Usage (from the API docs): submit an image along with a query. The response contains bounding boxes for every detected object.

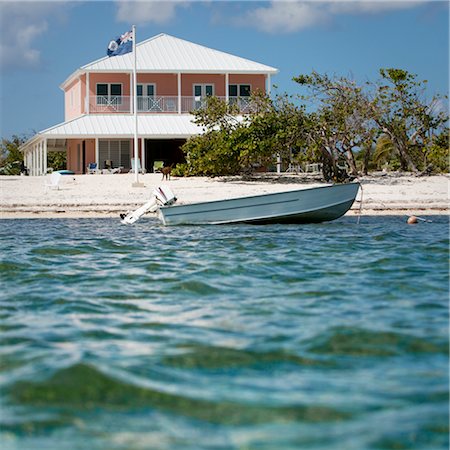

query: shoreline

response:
[1,173,448,219]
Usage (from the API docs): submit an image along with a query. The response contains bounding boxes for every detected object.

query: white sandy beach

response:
[0,172,448,218]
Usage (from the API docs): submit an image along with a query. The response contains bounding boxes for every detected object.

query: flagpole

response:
[132,24,143,187]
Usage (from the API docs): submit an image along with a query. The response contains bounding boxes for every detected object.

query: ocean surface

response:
[0,216,448,450]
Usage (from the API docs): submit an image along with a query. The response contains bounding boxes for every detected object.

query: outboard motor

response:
[121,185,177,224]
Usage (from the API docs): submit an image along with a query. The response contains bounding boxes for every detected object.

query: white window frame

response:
[137,83,156,97]
[96,83,123,105]
[228,84,252,98]
[193,84,215,98]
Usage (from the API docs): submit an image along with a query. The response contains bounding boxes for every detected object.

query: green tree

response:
[370,68,448,172]
[294,71,375,179]
[177,93,307,176]
[0,134,28,175]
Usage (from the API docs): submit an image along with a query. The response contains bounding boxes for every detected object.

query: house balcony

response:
[88,96,253,114]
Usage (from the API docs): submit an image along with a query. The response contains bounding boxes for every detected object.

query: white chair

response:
[129,158,146,174]
[44,172,61,191]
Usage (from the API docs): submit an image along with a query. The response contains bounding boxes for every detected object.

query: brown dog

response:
[161,164,173,180]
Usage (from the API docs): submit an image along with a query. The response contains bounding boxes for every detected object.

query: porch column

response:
[43,139,47,174]
[95,138,99,167]
[130,72,134,114]
[177,72,181,114]
[38,142,42,175]
[225,73,229,103]
[32,144,36,176]
[140,138,145,172]
[86,72,90,114]
[40,141,44,175]
[267,74,271,96]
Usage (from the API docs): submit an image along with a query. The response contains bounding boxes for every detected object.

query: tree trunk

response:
[396,141,419,173]
[345,149,359,176]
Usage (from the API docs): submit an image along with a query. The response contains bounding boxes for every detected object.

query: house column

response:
[37,141,42,175]
[225,73,229,103]
[43,139,47,174]
[33,144,37,176]
[140,138,145,172]
[86,72,90,114]
[95,138,99,167]
[39,141,44,175]
[130,72,134,114]
[267,74,271,96]
[177,72,181,114]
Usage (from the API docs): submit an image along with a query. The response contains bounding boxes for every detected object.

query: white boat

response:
[121,183,360,226]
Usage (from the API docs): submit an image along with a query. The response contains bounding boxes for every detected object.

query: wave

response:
[8,363,351,425]
[305,327,448,357]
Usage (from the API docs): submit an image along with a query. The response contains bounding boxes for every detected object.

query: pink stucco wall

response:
[63,72,268,119]
[66,139,96,174]
[64,78,84,121]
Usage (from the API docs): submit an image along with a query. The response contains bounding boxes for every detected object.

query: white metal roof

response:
[37,114,205,140]
[59,34,278,88]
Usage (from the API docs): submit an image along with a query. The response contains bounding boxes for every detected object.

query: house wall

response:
[64,78,84,121]
[229,74,266,93]
[181,74,226,96]
[63,72,269,118]
[138,73,178,95]
[67,139,96,174]
[88,73,132,96]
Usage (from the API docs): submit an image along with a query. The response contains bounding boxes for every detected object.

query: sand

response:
[0,172,448,219]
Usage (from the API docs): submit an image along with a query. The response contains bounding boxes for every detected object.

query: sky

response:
[0,0,448,139]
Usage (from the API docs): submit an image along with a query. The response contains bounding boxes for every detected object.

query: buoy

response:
[407,216,418,224]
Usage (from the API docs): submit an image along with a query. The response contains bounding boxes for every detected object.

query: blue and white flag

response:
[107,30,133,57]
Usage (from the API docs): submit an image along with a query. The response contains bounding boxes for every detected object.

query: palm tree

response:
[373,134,398,170]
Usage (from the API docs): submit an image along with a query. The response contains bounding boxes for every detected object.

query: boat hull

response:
[158,182,360,226]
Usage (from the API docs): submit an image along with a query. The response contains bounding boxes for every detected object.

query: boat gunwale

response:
[160,182,360,212]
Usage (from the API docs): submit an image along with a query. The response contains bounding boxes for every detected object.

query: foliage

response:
[425,128,449,173]
[180,93,307,176]
[0,135,28,175]
[294,72,377,180]
[370,68,448,172]
[48,152,67,172]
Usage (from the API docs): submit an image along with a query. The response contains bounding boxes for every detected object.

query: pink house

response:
[21,33,278,175]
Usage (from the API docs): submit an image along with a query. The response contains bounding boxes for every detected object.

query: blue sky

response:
[0,0,448,139]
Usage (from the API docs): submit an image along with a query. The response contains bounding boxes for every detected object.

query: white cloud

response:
[115,0,189,25]
[0,2,71,70]
[245,2,326,33]
[238,0,425,34]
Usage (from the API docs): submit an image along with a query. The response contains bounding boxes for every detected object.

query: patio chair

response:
[44,172,61,191]
[130,158,146,174]
[153,160,164,173]
[87,162,98,174]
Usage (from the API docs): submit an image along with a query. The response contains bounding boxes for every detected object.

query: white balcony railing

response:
[88,96,253,114]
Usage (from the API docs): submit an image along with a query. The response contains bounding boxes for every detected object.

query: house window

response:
[137,84,158,111]
[229,84,251,111]
[99,140,131,170]
[229,84,251,98]
[137,84,155,97]
[96,83,122,105]
[193,84,214,109]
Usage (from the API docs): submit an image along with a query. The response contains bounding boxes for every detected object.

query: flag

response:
[107,30,133,57]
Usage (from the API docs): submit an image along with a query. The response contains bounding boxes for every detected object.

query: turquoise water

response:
[0,216,448,450]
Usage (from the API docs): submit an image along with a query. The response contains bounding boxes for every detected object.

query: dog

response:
[161,164,174,180]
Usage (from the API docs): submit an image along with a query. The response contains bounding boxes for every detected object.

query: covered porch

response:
[21,138,66,176]
[20,114,205,176]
